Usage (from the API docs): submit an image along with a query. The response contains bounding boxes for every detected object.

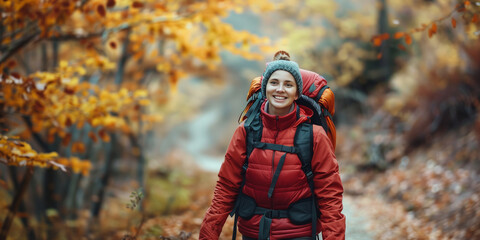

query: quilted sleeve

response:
[311,127,345,240]
[199,124,247,240]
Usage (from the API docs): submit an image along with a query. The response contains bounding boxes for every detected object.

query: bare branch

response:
[0,29,41,65]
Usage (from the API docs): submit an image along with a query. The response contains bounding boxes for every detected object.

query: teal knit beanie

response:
[261,60,303,98]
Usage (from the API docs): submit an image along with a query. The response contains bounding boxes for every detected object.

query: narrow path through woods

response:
[343,196,375,240]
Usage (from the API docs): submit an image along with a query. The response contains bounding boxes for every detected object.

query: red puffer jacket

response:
[200,101,345,240]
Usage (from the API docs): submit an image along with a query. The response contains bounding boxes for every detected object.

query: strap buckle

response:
[242,163,248,174]
[305,170,314,180]
[266,210,281,218]
[254,142,266,149]
[280,145,290,153]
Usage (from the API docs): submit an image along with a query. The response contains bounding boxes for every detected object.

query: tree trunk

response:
[52,40,59,70]
[90,133,117,221]
[7,167,36,240]
[377,0,392,81]
[73,73,102,213]
[0,167,34,240]
[130,133,145,209]
[0,15,4,51]
[62,124,82,219]
[41,42,48,72]
[89,28,131,221]
[115,30,131,85]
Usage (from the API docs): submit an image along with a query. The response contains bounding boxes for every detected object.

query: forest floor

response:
[336,118,480,240]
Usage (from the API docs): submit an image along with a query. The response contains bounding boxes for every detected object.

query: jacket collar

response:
[260,100,312,131]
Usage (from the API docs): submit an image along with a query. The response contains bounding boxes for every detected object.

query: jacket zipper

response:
[270,116,280,209]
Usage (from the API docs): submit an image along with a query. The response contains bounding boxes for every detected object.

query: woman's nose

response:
[276,84,285,92]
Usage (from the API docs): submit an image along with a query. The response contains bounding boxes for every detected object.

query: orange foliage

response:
[372,33,390,47]
[405,33,412,45]
[0,70,156,138]
[472,14,479,23]
[393,32,405,39]
[431,22,437,34]
[372,1,478,51]
[0,135,90,175]
[0,0,274,87]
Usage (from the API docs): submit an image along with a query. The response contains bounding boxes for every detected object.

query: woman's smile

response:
[272,95,288,101]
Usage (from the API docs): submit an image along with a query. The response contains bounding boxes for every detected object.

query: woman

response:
[200,52,345,240]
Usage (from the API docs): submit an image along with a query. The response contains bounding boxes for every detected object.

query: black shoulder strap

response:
[245,104,263,160]
[294,123,314,186]
[294,123,319,239]
[231,97,263,240]
[296,95,330,135]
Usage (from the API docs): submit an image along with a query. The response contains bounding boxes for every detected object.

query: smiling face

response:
[265,70,298,116]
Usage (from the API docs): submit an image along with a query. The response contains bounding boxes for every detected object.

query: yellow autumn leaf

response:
[37,152,59,161]
[85,57,96,66]
[119,88,129,98]
[156,62,171,72]
[98,129,111,142]
[134,90,148,98]
[99,90,111,101]
[71,142,86,154]
[81,161,92,175]
[77,67,87,76]
[91,118,102,127]
[103,115,119,129]
[138,99,150,106]
[59,60,69,69]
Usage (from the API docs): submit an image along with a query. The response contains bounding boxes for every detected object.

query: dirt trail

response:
[342,196,375,240]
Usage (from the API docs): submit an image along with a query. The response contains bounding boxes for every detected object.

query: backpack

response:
[230,70,335,240]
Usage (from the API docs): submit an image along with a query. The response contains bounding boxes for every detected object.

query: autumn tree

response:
[0,0,275,238]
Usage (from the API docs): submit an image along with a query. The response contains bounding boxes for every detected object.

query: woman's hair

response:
[273,50,290,61]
